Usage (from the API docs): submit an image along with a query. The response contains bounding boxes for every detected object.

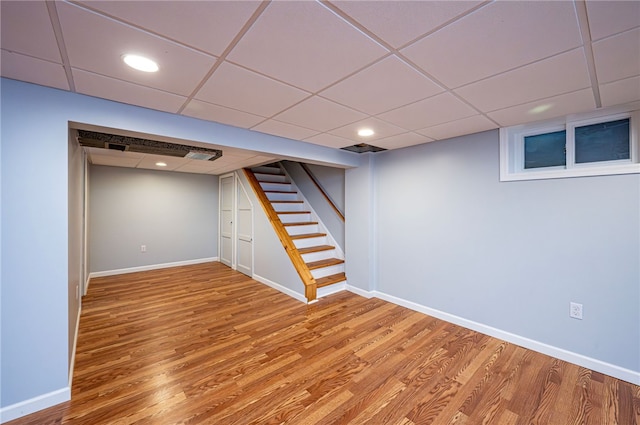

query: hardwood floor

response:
[8,262,639,424]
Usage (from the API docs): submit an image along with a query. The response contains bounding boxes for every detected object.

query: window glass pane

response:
[524,130,566,169]
[575,118,630,163]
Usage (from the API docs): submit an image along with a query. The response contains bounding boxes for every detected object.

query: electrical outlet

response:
[141,244,147,253]
[570,302,583,320]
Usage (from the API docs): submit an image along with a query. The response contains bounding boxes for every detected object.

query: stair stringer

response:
[235,169,310,303]
[243,168,319,302]
[279,166,347,294]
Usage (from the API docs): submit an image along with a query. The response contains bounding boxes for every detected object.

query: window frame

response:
[500,107,640,181]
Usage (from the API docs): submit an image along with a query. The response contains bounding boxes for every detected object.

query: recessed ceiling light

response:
[155,162,167,167]
[357,128,375,137]
[122,54,159,73]
[529,104,553,115]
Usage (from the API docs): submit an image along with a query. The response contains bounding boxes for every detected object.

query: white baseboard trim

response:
[253,274,307,304]
[0,387,70,424]
[347,288,640,386]
[346,284,376,299]
[89,257,219,278]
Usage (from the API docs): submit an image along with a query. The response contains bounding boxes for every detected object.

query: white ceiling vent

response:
[185,151,217,160]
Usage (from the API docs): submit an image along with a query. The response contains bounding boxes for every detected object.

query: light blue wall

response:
[0,78,357,411]
[68,129,84,369]
[304,163,345,213]
[89,165,218,273]
[345,154,377,292]
[373,130,640,373]
[1,83,70,406]
[281,161,345,250]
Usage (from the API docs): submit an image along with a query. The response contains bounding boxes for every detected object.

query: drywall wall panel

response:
[67,128,84,372]
[89,165,217,273]
[282,161,345,250]
[1,83,70,407]
[345,154,377,292]
[374,129,640,373]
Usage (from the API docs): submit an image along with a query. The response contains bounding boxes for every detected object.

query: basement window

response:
[500,107,639,181]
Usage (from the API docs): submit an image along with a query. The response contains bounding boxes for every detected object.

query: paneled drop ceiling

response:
[2,1,639,174]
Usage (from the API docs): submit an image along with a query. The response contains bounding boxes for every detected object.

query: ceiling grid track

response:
[321,0,502,128]
[177,1,272,115]
[574,0,602,108]
[46,0,75,92]
[3,0,637,155]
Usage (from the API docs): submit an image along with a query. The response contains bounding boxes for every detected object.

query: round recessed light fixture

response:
[528,103,553,115]
[155,162,167,167]
[122,54,159,73]
[357,128,375,137]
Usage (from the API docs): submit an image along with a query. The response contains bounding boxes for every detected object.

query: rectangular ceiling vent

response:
[107,143,128,151]
[77,130,222,161]
[185,151,216,160]
[341,143,387,153]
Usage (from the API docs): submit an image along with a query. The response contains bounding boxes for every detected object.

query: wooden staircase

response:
[244,164,346,302]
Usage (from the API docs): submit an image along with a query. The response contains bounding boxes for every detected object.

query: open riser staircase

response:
[244,163,346,302]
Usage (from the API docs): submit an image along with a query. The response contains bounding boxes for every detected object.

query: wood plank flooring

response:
[8,262,639,424]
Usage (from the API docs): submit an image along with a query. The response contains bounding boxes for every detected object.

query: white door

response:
[220,175,234,267]
[236,176,253,276]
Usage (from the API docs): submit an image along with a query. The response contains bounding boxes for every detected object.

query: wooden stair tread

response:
[283,221,318,226]
[307,258,344,270]
[276,211,311,214]
[290,232,326,240]
[316,273,347,288]
[298,245,334,254]
[258,181,291,185]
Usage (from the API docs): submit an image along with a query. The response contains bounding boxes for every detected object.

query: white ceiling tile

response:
[417,115,496,141]
[332,0,483,48]
[585,1,640,41]
[76,1,262,56]
[273,96,367,132]
[227,1,387,92]
[320,56,443,115]
[173,160,220,173]
[1,50,69,90]
[600,76,640,108]
[487,89,596,127]
[236,155,279,167]
[88,154,142,168]
[373,132,433,150]
[304,133,354,149]
[73,69,186,113]
[401,1,582,88]
[85,147,145,160]
[455,49,591,113]
[593,28,640,84]
[251,120,319,141]
[56,2,216,96]
[136,154,190,171]
[195,62,310,117]
[182,99,265,128]
[378,93,478,131]
[0,1,61,62]
[329,117,407,143]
